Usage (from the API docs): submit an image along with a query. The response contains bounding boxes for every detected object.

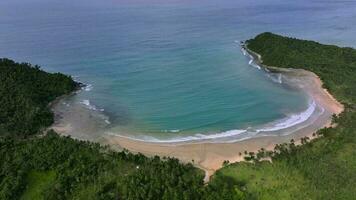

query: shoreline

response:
[51,44,344,182]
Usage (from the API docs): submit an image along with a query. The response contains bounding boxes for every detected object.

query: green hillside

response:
[0,59,242,200]
[0,58,77,136]
[211,33,356,199]
[1,32,356,199]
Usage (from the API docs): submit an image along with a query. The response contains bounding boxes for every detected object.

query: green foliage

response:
[0,132,210,200]
[210,33,356,199]
[20,170,56,200]
[0,58,78,136]
[0,58,243,199]
[215,161,316,200]
[2,32,356,199]
[246,32,356,104]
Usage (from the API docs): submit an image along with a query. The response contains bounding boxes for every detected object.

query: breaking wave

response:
[109,129,248,143]
[267,73,283,84]
[107,100,319,143]
[79,99,111,124]
[80,99,104,112]
[256,101,316,132]
[248,55,262,70]
[83,84,93,91]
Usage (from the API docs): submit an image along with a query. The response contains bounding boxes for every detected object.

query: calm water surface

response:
[1,0,355,141]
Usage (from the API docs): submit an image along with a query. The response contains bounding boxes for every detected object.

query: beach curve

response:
[51,43,344,182]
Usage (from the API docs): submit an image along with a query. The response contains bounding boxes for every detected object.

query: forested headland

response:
[1,32,356,199]
[0,58,78,137]
[213,32,356,199]
[0,58,245,200]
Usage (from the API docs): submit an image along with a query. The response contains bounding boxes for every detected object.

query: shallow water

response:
[1,0,355,142]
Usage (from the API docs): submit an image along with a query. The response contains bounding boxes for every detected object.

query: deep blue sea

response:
[1,0,355,142]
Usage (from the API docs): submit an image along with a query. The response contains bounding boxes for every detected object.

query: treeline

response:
[0,59,246,199]
[0,58,78,136]
[246,32,356,104]
[2,32,356,199]
[0,132,197,199]
[0,132,248,199]
[210,33,356,199]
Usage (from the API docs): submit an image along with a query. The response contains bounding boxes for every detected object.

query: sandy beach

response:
[51,46,344,182]
[101,68,343,180]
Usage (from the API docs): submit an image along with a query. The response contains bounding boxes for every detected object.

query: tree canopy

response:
[0,59,241,199]
[1,32,356,199]
[0,58,78,136]
[211,32,356,199]
[246,32,356,104]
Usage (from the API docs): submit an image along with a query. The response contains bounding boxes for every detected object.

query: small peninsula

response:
[1,33,356,199]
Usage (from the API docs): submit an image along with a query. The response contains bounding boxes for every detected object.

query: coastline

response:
[102,66,343,178]
[51,44,344,182]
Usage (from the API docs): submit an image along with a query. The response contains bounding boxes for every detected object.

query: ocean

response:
[1,0,355,142]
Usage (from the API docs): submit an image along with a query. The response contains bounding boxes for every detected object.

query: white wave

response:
[164,129,180,133]
[277,74,283,83]
[193,129,247,140]
[61,102,70,107]
[107,100,321,143]
[109,129,247,143]
[249,60,262,69]
[256,101,316,132]
[72,75,80,82]
[79,99,104,112]
[241,48,247,56]
[79,99,110,125]
[106,100,320,143]
[70,76,93,92]
[267,73,283,84]
[80,99,90,106]
[83,84,93,91]
[246,53,262,70]
[241,46,262,70]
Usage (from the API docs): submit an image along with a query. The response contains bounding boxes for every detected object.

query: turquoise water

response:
[1,0,355,142]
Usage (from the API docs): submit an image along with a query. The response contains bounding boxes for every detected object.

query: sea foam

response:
[164,129,180,133]
[80,99,104,112]
[241,48,247,56]
[109,129,248,143]
[105,46,320,143]
[247,55,262,70]
[256,100,317,132]
[267,73,283,84]
[84,84,93,91]
[79,99,111,125]
[108,100,320,143]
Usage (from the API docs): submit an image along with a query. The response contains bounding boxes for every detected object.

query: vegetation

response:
[246,32,356,104]
[0,132,209,200]
[0,58,78,136]
[1,32,356,199]
[20,170,56,200]
[0,59,242,199]
[209,32,356,199]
